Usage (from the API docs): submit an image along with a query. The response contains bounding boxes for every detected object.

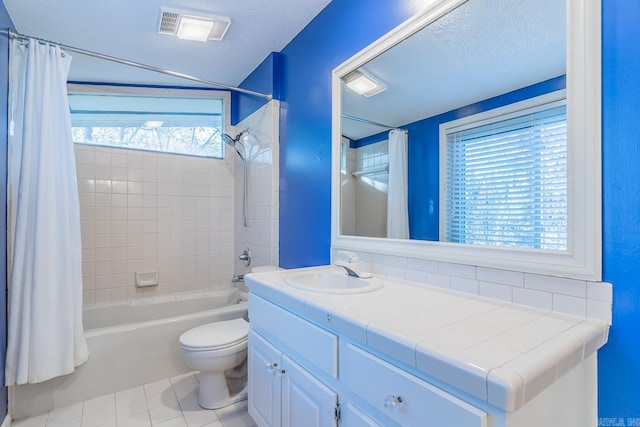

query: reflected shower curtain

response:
[387,129,409,239]
[5,39,89,385]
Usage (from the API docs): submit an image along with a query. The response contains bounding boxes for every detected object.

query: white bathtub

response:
[12,288,248,419]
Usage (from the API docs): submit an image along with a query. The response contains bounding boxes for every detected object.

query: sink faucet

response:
[334,262,362,278]
[334,250,373,278]
[334,261,373,279]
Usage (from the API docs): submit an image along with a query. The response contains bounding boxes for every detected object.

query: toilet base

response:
[197,371,248,410]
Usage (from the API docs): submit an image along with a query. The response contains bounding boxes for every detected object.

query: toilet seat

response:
[180,318,249,352]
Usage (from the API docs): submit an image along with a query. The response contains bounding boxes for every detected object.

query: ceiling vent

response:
[158,8,231,41]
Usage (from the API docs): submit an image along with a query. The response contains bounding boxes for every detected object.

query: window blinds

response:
[445,104,568,250]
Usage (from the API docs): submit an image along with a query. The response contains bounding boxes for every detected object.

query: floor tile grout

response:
[13,372,256,427]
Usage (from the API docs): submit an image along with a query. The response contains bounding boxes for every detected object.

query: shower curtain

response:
[387,129,409,239]
[5,38,89,385]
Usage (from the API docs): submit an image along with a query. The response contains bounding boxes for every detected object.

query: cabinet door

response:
[281,354,338,427]
[248,330,282,427]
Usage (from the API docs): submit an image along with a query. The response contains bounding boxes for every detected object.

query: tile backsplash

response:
[337,250,613,324]
[76,144,235,305]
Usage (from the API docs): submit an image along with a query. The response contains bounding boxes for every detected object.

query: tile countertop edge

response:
[244,267,609,413]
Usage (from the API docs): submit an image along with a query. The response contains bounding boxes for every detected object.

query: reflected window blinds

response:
[444,103,568,250]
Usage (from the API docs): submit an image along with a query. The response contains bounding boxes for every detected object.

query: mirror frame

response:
[331,0,601,280]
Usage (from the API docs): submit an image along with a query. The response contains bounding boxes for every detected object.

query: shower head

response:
[222,130,247,160]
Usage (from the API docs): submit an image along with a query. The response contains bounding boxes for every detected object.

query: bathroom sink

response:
[284,272,383,294]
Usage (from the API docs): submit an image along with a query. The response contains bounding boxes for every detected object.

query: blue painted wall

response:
[272,0,417,268]
[600,0,640,419]
[232,52,282,125]
[351,76,566,241]
[0,2,15,420]
[254,0,640,418]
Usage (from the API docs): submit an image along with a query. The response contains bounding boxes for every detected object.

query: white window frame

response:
[439,90,567,249]
[67,84,232,159]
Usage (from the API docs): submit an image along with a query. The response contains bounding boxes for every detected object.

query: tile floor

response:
[13,373,257,427]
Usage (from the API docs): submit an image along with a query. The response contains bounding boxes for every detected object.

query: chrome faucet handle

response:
[336,250,360,263]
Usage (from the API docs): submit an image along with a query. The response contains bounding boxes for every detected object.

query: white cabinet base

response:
[505,353,597,427]
[248,330,282,427]
[248,293,599,427]
[249,328,338,427]
[281,354,338,427]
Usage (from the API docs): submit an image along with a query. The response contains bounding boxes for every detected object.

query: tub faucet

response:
[231,274,244,283]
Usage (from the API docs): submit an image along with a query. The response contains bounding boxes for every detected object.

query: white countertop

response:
[245,265,609,412]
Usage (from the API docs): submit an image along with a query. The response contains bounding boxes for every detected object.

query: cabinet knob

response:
[273,369,285,379]
[266,362,278,370]
[384,395,405,411]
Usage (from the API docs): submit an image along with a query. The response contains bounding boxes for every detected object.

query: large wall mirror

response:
[331,0,601,280]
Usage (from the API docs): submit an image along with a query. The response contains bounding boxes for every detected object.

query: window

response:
[68,86,227,158]
[441,92,567,250]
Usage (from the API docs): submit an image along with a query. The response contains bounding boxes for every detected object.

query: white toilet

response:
[179,317,249,409]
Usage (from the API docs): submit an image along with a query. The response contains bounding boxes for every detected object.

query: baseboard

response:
[1,414,10,427]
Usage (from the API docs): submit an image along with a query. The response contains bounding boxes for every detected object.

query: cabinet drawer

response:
[342,344,487,427]
[250,294,338,378]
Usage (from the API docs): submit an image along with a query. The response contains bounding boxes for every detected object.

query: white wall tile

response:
[77,144,234,305]
[386,266,406,280]
[426,272,451,289]
[587,300,612,324]
[451,277,479,295]
[407,257,438,273]
[524,274,586,298]
[477,267,524,287]
[479,282,513,303]
[405,269,427,285]
[513,287,553,311]
[233,101,280,274]
[381,254,408,268]
[552,294,587,318]
[438,262,476,279]
[587,281,613,303]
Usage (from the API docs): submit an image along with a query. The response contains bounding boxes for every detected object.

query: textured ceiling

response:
[342,0,566,140]
[2,0,331,88]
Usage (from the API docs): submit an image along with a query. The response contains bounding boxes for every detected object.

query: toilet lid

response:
[179,318,249,351]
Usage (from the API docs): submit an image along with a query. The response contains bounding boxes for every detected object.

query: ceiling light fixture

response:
[343,70,387,97]
[159,8,231,42]
[177,16,214,42]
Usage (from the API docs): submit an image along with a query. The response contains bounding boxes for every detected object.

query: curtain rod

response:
[341,114,395,130]
[1,28,272,100]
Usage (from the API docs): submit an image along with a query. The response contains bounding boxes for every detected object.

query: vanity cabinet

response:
[248,295,339,427]
[247,269,605,427]
[249,330,338,427]
[248,293,487,427]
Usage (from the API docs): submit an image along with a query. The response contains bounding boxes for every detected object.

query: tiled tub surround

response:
[332,250,613,324]
[246,266,608,419]
[75,144,235,305]
[233,101,279,275]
